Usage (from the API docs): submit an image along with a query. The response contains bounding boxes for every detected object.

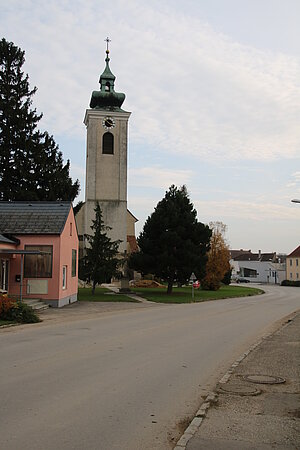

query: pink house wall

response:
[0,242,16,250]
[58,207,78,302]
[6,208,78,307]
[8,235,60,301]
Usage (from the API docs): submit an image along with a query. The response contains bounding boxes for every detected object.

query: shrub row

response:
[0,295,40,323]
[281,280,300,287]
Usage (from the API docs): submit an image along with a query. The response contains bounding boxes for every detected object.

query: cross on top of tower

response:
[89,38,126,110]
[105,37,111,54]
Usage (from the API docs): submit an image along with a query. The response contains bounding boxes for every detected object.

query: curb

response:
[173,313,298,450]
[0,323,17,329]
[174,392,218,449]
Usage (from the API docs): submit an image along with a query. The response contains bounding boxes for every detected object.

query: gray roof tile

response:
[0,202,72,235]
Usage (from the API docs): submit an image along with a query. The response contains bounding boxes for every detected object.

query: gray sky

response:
[1,0,300,253]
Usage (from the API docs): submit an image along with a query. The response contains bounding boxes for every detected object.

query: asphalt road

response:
[0,285,299,450]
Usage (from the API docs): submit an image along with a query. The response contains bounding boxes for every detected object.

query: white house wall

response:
[232,260,283,284]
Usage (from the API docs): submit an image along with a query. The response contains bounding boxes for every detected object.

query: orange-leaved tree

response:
[201,222,231,291]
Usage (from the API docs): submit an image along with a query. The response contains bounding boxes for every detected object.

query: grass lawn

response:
[0,320,16,326]
[130,285,264,304]
[78,287,139,302]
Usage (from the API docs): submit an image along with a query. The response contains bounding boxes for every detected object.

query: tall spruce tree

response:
[129,185,212,294]
[81,202,121,294]
[0,38,79,201]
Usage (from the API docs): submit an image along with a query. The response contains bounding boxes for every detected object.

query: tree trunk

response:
[92,281,96,295]
[167,278,173,295]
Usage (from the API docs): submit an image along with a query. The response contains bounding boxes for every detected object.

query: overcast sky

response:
[2,0,300,253]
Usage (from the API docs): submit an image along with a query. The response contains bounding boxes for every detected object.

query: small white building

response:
[230,250,286,284]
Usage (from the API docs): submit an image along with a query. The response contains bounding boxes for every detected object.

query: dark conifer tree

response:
[0,38,79,201]
[129,185,212,294]
[80,202,121,294]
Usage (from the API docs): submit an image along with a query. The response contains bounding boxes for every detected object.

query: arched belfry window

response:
[105,82,110,92]
[102,132,114,154]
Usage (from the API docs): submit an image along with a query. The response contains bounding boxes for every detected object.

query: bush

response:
[0,294,15,318]
[16,303,41,323]
[222,268,232,285]
[281,280,300,287]
[201,279,221,291]
[0,295,40,323]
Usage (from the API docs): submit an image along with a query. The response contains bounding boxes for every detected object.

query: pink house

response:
[0,202,78,307]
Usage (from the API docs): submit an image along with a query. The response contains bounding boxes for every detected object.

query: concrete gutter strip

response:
[174,394,217,449]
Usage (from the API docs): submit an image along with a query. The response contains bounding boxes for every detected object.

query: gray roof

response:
[233,252,277,262]
[0,202,72,235]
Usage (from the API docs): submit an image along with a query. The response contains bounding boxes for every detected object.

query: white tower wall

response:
[83,109,131,253]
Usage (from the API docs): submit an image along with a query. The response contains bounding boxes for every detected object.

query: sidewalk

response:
[177,311,300,450]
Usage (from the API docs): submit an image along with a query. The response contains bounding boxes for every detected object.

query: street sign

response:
[190,272,196,281]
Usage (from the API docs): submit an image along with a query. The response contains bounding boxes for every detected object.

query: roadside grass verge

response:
[130,285,264,304]
[0,319,16,327]
[78,287,139,302]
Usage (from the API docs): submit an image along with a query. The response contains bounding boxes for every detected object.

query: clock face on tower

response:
[102,116,116,130]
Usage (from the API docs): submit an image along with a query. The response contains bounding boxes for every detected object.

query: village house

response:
[230,249,286,284]
[286,245,300,281]
[0,202,78,307]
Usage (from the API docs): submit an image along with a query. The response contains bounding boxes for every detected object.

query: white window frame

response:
[62,265,67,290]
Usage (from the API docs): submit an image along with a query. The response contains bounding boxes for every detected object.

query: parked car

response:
[236,278,250,283]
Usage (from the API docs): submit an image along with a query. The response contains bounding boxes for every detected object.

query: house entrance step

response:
[23,298,49,312]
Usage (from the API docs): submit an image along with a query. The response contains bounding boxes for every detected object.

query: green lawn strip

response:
[0,320,16,327]
[131,285,264,304]
[78,287,139,302]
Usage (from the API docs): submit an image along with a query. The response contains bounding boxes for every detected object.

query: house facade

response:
[286,245,300,281]
[0,202,78,307]
[230,249,286,284]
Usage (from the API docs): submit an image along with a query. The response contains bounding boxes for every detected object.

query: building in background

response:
[286,245,300,281]
[230,249,286,284]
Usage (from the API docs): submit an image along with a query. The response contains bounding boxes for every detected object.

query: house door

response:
[0,259,9,291]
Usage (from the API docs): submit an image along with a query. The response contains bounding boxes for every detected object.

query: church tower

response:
[83,42,131,253]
